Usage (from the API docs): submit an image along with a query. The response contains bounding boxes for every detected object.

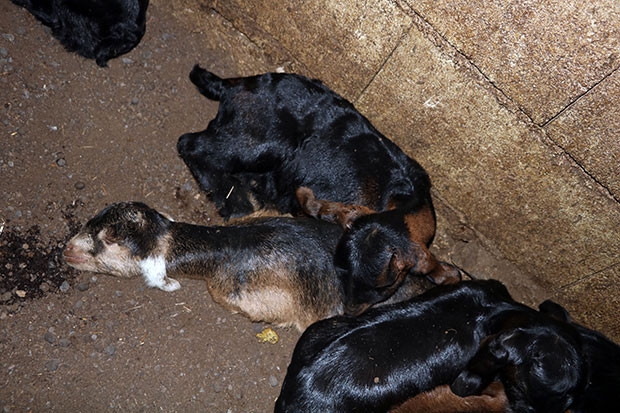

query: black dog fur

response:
[452,299,620,413]
[177,65,433,219]
[178,65,459,312]
[12,0,148,67]
[275,279,620,412]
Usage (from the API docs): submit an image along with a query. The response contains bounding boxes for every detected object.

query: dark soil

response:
[0,1,548,411]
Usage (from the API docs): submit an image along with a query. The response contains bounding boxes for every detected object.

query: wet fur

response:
[275,280,619,412]
[177,66,444,311]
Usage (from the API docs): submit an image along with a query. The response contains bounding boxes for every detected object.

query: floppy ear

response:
[538,300,572,323]
[375,249,411,289]
[450,333,511,397]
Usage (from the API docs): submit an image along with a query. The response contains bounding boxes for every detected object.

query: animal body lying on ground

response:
[177,65,461,312]
[389,383,507,413]
[63,202,432,331]
[12,0,148,67]
[275,279,620,412]
[296,186,462,315]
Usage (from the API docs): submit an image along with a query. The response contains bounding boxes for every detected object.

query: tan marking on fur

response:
[401,205,463,284]
[403,204,435,246]
[228,209,291,223]
[361,178,381,208]
[296,186,375,228]
[390,383,508,413]
[204,263,332,331]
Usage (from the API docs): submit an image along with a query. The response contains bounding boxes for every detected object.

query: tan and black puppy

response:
[275,280,620,413]
[296,186,462,315]
[177,65,456,312]
[63,202,430,331]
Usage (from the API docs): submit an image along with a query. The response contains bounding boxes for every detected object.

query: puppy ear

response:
[375,250,410,289]
[450,333,511,397]
[538,300,572,323]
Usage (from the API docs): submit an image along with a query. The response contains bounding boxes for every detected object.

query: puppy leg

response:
[390,383,507,413]
[296,186,374,228]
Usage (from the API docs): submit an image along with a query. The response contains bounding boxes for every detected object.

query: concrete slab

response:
[356,27,620,292]
[545,69,620,201]
[180,0,412,99]
[551,264,620,343]
[403,0,620,124]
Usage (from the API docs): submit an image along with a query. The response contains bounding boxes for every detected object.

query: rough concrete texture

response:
[356,27,620,293]
[172,1,620,340]
[180,0,413,99]
[404,0,620,125]
[545,69,620,201]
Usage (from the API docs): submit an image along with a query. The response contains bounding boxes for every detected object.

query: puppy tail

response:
[189,64,229,101]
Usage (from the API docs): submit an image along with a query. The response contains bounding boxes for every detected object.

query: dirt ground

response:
[0,2,548,412]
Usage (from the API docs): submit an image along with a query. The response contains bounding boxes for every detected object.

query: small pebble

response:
[1,34,15,42]
[59,281,70,293]
[76,282,90,292]
[45,359,60,372]
[74,181,85,190]
[268,375,279,387]
[43,332,56,344]
[58,338,70,348]
[130,97,139,105]
[122,57,134,65]
[55,157,66,167]
[104,344,116,356]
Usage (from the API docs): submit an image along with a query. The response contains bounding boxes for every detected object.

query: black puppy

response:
[178,65,460,311]
[452,299,620,413]
[275,279,618,412]
[12,0,148,67]
[178,65,433,219]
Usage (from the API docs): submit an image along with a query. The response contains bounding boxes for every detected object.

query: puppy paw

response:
[159,277,181,292]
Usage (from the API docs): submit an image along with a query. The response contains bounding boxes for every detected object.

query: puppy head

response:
[451,324,585,413]
[336,219,420,315]
[63,202,171,277]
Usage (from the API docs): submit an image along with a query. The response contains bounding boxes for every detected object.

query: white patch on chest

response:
[138,255,180,292]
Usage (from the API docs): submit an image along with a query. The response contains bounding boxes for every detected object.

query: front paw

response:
[159,277,181,292]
